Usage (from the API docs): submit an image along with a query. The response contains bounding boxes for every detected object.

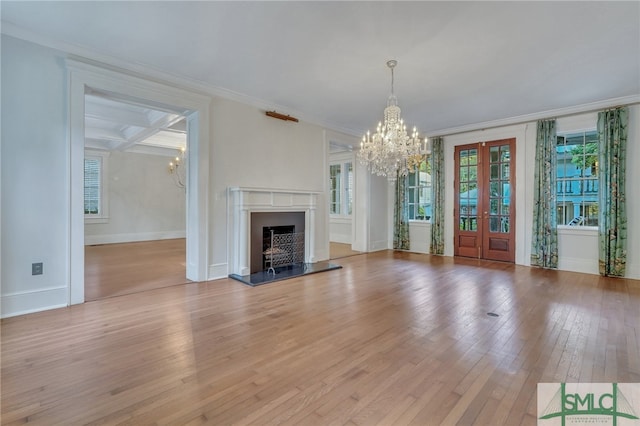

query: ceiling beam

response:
[114,112,185,151]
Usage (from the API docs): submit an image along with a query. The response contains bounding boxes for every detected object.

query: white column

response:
[308,207,316,263]
[239,207,250,275]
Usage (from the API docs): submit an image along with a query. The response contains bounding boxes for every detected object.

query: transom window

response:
[556,130,598,226]
[408,156,432,221]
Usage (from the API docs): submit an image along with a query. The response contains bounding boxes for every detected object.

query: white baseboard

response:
[370,239,389,252]
[208,263,228,280]
[1,286,68,318]
[85,230,186,245]
[626,263,640,280]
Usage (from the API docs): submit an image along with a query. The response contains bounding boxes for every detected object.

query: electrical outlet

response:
[32,262,43,275]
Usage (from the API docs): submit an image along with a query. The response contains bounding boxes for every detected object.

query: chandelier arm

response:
[168,147,187,191]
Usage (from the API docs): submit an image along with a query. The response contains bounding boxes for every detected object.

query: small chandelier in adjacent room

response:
[358,60,426,181]
[168,146,186,190]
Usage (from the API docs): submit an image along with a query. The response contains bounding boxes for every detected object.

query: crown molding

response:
[2,22,360,136]
[4,23,636,140]
[428,94,640,138]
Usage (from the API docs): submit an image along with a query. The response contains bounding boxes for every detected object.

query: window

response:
[408,156,432,221]
[329,164,341,215]
[84,151,109,222]
[556,130,598,226]
[329,162,353,216]
[84,158,101,215]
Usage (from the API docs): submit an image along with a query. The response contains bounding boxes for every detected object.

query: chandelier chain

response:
[390,64,394,97]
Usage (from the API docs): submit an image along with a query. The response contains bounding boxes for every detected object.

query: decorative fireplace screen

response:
[263,230,305,274]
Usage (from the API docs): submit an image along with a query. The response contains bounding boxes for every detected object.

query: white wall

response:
[369,174,390,252]
[1,35,70,316]
[329,217,352,244]
[408,222,431,254]
[352,160,370,252]
[208,97,331,279]
[84,150,186,245]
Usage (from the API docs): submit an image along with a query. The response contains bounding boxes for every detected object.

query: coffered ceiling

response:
[84,92,186,153]
[2,1,639,141]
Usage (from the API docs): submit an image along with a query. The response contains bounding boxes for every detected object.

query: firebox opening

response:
[250,212,305,274]
[263,225,295,270]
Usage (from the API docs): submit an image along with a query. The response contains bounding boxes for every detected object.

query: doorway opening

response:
[328,141,360,259]
[68,59,210,305]
[454,138,516,262]
[82,92,190,300]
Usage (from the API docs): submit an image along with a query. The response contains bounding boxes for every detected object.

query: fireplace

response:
[227,187,320,277]
[251,212,305,273]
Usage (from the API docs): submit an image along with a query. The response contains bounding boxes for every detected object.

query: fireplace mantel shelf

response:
[228,187,323,195]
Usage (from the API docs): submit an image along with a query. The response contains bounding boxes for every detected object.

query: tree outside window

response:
[556,130,598,226]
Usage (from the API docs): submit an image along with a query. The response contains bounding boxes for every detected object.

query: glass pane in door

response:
[488,144,510,234]
[459,148,478,231]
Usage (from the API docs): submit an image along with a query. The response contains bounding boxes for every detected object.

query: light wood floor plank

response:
[2,250,639,425]
[84,238,189,301]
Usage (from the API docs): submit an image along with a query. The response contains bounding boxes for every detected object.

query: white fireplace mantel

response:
[227,187,321,276]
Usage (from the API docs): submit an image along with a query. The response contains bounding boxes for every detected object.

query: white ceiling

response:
[2,1,639,140]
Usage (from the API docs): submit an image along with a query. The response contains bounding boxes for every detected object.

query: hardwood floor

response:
[330,242,362,260]
[85,238,189,301]
[2,251,639,425]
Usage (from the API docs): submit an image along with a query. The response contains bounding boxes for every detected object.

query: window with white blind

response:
[84,151,109,222]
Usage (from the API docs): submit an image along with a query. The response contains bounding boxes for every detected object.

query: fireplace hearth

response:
[229,261,341,287]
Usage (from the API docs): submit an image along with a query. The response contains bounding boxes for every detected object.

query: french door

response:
[454,138,515,262]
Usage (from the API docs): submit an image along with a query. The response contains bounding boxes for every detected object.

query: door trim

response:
[67,59,211,305]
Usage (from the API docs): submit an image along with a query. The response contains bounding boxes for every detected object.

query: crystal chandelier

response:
[168,146,186,190]
[358,60,425,182]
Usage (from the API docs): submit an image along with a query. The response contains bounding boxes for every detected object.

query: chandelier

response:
[358,60,425,181]
[168,146,186,190]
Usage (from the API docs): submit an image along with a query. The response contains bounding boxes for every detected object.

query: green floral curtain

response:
[393,171,410,250]
[429,137,445,255]
[530,119,558,268]
[598,107,628,277]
